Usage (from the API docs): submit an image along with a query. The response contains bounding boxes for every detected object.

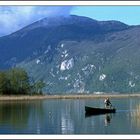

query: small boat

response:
[85,106,116,116]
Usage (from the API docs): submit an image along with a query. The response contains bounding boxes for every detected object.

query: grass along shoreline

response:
[0,94,140,101]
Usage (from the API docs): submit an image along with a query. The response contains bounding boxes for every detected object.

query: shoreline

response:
[0,94,140,101]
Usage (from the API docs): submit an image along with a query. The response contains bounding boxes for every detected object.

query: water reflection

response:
[85,112,114,127]
[104,114,112,126]
[0,98,140,134]
[0,101,44,133]
[131,104,140,129]
[36,99,85,134]
[0,101,30,129]
[28,100,45,134]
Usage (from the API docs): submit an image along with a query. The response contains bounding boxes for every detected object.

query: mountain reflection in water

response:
[0,98,139,134]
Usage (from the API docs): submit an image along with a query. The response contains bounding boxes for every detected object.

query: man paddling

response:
[104,98,112,109]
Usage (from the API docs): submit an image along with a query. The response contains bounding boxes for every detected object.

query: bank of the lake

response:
[0,93,140,101]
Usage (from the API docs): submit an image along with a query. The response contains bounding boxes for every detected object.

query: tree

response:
[6,68,31,95]
[33,80,46,95]
[0,68,46,95]
[0,72,7,95]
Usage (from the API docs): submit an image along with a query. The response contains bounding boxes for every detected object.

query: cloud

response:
[0,6,73,37]
[44,6,73,17]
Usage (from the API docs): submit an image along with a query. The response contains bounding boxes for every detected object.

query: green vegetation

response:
[0,68,45,95]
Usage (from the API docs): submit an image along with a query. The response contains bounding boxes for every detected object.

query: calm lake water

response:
[0,97,140,134]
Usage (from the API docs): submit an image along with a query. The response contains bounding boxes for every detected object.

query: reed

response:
[0,93,140,101]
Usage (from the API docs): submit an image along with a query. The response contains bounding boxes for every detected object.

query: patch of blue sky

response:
[71,6,140,25]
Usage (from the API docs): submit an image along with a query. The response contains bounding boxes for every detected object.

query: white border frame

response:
[0,1,140,5]
[0,1,140,139]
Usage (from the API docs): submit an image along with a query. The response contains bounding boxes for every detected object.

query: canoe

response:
[85,106,116,116]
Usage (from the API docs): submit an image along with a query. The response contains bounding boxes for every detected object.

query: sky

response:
[0,6,140,37]
[72,6,140,25]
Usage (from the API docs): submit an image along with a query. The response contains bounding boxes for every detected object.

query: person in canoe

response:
[104,98,112,109]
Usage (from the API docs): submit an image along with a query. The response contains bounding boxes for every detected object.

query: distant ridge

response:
[0,15,140,94]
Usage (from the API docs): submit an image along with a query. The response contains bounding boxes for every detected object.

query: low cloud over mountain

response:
[0,6,73,36]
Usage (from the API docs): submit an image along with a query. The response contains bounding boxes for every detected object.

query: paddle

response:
[110,104,115,109]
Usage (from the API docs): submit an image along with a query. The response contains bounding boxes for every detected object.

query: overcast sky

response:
[0,6,140,37]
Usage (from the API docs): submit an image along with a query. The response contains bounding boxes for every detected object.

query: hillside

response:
[0,15,140,94]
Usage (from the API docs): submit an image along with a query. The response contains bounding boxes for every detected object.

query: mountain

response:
[0,15,140,94]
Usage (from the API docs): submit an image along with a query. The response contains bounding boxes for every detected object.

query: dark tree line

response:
[0,68,45,95]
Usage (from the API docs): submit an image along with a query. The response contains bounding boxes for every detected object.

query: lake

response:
[0,97,140,134]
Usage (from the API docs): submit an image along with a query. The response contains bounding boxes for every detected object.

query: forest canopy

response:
[0,68,45,95]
